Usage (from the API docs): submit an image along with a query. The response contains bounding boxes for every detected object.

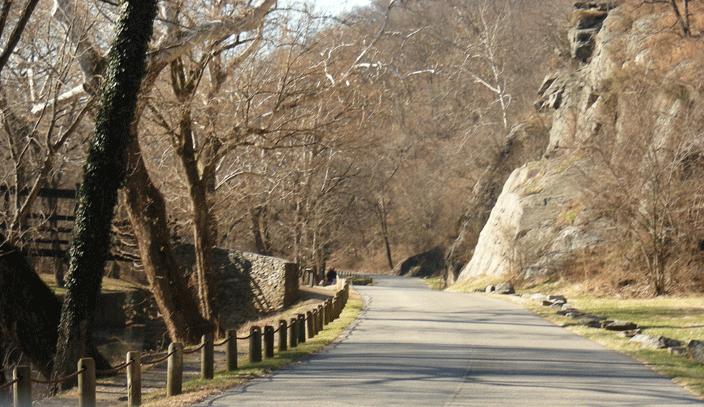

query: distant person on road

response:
[326,268,338,285]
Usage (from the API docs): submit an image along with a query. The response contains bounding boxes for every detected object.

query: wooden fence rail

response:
[5,280,350,407]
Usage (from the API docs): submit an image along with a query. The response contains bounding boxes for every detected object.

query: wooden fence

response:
[0,185,139,263]
[1,280,351,407]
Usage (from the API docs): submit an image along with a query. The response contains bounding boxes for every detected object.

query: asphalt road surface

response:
[197,276,701,406]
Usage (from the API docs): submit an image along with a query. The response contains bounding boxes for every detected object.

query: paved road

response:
[197,277,701,406]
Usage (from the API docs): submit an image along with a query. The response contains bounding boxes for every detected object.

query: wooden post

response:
[12,365,31,407]
[249,326,262,363]
[278,320,288,352]
[78,357,96,407]
[201,333,214,380]
[226,330,237,371]
[297,314,306,343]
[325,300,332,325]
[306,311,315,338]
[331,297,338,321]
[167,343,183,397]
[126,351,141,407]
[289,318,298,348]
[312,309,319,336]
[263,325,275,358]
[323,300,328,324]
[317,305,324,331]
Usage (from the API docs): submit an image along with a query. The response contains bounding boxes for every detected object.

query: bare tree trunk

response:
[376,199,394,270]
[670,0,691,37]
[53,0,158,382]
[0,0,41,73]
[123,132,212,344]
[175,108,215,322]
[250,205,272,256]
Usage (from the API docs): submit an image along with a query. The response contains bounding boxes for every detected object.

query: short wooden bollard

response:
[297,314,306,343]
[289,318,298,348]
[13,365,31,407]
[166,343,183,396]
[325,300,332,324]
[278,320,288,352]
[249,326,262,363]
[226,330,238,371]
[78,357,96,407]
[311,309,318,336]
[331,297,338,321]
[317,305,324,331]
[306,311,315,338]
[263,326,275,358]
[316,308,322,333]
[201,333,214,380]
[126,351,141,407]
[337,294,343,316]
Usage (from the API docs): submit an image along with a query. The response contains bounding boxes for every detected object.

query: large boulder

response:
[393,246,445,278]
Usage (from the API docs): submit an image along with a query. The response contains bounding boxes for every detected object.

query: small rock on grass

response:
[687,340,704,363]
[630,334,681,349]
[485,285,496,293]
[496,282,515,295]
[619,329,642,338]
[576,318,602,328]
[548,295,567,303]
[602,320,638,331]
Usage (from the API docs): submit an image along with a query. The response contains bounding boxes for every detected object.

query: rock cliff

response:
[458,1,704,283]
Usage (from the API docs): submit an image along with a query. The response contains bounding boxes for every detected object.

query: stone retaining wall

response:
[174,245,300,327]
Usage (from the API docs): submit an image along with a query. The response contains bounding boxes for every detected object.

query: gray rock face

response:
[569,4,609,62]
[687,340,704,363]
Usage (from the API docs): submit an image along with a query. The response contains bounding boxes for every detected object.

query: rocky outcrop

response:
[457,1,704,283]
[446,119,550,283]
[570,5,610,62]
[394,246,445,277]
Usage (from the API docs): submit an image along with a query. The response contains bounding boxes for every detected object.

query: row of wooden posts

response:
[6,280,350,407]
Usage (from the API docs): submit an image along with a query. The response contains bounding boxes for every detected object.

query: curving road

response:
[197,276,701,406]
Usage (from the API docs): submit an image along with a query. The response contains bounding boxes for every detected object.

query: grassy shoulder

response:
[40,273,146,295]
[521,295,704,398]
[447,275,505,293]
[423,276,445,290]
[143,292,364,407]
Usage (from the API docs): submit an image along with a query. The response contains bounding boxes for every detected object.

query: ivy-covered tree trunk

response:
[52,0,158,382]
